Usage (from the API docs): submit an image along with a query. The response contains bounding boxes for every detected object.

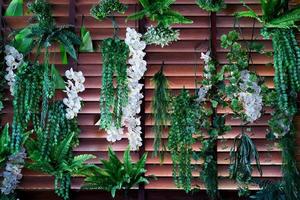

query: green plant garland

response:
[168,89,201,192]
[195,0,226,12]
[100,38,129,130]
[152,64,170,160]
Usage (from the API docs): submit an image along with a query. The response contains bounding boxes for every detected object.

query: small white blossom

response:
[238,70,263,123]
[196,85,211,103]
[143,25,179,47]
[4,45,23,96]
[63,68,85,120]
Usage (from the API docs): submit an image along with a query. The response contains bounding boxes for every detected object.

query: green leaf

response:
[211,100,218,108]
[5,0,23,16]
[79,26,94,52]
[266,6,300,28]
[59,44,68,64]
[51,64,66,90]
[235,10,262,23]
[13,28,33,54]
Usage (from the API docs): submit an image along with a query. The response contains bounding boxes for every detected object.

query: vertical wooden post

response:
[137,2,147,200]
[210,12,217,59]
[68,0,77,70]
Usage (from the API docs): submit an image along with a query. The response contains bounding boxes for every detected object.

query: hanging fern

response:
[152,65,170,160]
[100,38,129,130]
[168,89,200,192]
[90,0,127,21]
[195,0,226,12]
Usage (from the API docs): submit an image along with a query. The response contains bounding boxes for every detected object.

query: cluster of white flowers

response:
[63,68,85,120]
[4,45,23,96]
[238,70,263,123]
[143,25,179,47]
[105,28,147,150]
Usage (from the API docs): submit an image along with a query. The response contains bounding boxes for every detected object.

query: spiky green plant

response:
[152,65,170,160]
[90,0,127,21]
[0,124,11,167]
[83,147,150,198]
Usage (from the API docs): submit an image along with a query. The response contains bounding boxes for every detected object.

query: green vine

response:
[168,89,201,192]
[100,38,129,130]
[152,64,170,160]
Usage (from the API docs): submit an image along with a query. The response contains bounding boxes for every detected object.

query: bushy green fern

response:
[196,0,226,12]
[83,147,150,198]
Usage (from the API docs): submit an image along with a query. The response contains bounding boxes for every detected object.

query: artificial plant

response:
[152,63,170,160]
[236,1,300,199]
[195,0,226,12]
[25,101,95,200]
[5,0,23,16]
[91,0,130,132]
[168,89,201,193]
[0,124,12,168]
[83,147,150,198]
[128,0,192,47]
[79,16,94,52]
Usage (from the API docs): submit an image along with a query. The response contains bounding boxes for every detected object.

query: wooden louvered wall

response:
[1,0,300,199]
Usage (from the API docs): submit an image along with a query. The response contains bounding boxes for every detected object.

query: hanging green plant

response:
[195,0,226,12]
[128,0,192,47]
[83,147,150,198]
[168,89,201,192]
[152,63,170,160]
[5,0,23,16]
[99,38,129,130]
[26,101,95,200]
[0,124,11,167]
[250,180,286,200]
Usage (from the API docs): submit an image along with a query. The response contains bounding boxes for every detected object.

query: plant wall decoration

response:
[128,0,193,47]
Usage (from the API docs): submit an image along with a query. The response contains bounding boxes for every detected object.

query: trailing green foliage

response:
[0,124,11,167]
[195,0,226,12]
[90,0,127,21]
[83,147,150,198]
[26,101,95,200]
[168,89,201,193]
[152,65,170,160]
[5,0,23,16]
[229,133,262,196]
[100,38,129,130]
[128,0,192,27]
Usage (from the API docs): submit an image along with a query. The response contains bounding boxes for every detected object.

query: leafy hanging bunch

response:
[195,0,226,12]
[128,0,193,47]
[236,1,300,199]
[168,89,201,192]
[152,63,170,160]
[90,0,127,21]
[26,101,94,200]
[83,147,150,198]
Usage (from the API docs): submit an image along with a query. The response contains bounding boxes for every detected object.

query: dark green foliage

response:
[152,66,170,160]
[26,101,95,200]
[90,0,127,21]
[128,0,192,27]
[0,124,11,167]
[0,193,18,200]
[195,0,226,12]
[11,63,45,152]
[270,29,300,115]
[100,38,129,130]
[229,133,262,196]
[0,40,4,115]
[168,89,200,192]
[250,180,286,200]
[83,147,150,198]
[14,0,81,60]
